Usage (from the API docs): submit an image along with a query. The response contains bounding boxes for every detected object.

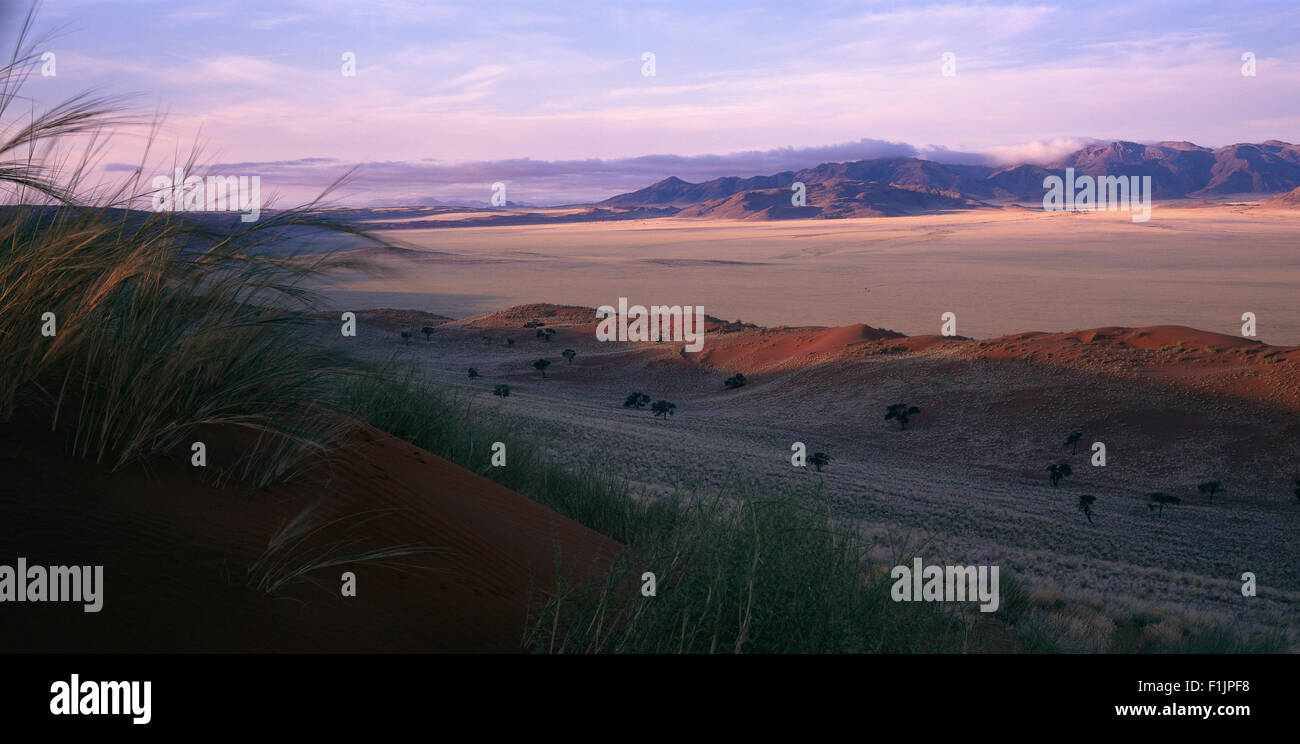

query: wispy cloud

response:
[15,0,1300,205]
[98,136,1094,206]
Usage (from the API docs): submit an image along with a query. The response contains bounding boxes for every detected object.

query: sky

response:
[6,0,1300,205]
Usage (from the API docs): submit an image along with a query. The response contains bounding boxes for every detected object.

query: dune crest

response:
[427,304,1299,408]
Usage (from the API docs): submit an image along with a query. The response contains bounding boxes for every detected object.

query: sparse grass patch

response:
[339,370,982,653]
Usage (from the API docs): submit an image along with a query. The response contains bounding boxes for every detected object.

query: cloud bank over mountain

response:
[107,137,1109,207]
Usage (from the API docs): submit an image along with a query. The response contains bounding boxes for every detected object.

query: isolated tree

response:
[1197,480,1223,502]
[493,384,510,397]
[651,400,676,420]
[1077,494,1096,524]
[1064,431,1082,454]
[1148,492,1180,515]
[1046,463,1073,487]
[422,326,435,342]
[623,392,650,409]
[506,338,515,346]
[811,451,830,472]
[468,367,479,379]
[562,348,577,364]
[532,359,551,378]
[482,336,492,344]
[400,330,413,345]
[724,372,747,389]
[885,403,920,430]
[536,328,556,341]
[1292,478,1300,504]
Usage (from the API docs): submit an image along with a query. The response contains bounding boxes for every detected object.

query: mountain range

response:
[599,140,1300,219]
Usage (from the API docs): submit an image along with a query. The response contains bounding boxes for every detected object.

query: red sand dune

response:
[962,324,1272,357]
[453,304,1299,409]
[403,303,1300,410]
[1084,325,1259,351]
[566,314,735,338]
[696,323,905,371]
[0,415,622,652]
[955,325,1300,409]
[456,303,594,329]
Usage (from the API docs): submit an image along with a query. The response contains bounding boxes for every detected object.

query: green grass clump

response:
[522,492,976,653]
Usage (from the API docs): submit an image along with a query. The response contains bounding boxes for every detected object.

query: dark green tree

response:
[651,400,676,419]
[885,403,920,430]
[1197,480,1223,502]
[1077,494,1096,524]
[1046,463,1073,487]
[1064,431,1082,453]
[1148,492,1180,515]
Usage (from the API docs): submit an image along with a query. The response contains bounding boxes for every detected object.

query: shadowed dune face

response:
[0,415,621,652]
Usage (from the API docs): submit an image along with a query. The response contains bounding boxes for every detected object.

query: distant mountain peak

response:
[597,140,1300,218]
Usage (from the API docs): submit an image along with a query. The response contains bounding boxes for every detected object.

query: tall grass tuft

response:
[0,11,381,486]
[246,496,441,596]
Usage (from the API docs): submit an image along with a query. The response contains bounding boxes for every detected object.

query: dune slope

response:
[0,415,622,652]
